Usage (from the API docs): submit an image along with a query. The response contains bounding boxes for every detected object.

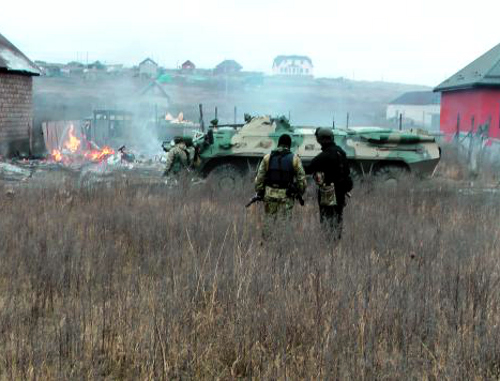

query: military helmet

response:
[278,134,292,148]
[173,136,183,144]
[315,128,334,144]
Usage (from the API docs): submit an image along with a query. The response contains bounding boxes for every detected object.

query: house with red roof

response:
[434,43,500,139]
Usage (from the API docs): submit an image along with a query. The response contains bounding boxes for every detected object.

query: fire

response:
[64,125,81,153]
[84,146,115,161]
[51,149,62,162]
[49,125,115,164]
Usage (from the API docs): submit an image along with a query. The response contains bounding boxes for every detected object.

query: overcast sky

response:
[1,0,499,86]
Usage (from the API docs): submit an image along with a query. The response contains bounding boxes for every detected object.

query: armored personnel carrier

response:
[181,116,440,186]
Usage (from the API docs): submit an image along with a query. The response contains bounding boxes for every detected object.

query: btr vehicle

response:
[181,115,441,186]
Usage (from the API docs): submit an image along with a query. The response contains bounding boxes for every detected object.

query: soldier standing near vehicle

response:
[309,128,353,239]
[164,136,189,178]
[254,134,307,220]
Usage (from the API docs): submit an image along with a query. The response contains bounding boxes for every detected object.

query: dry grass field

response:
[1,164,500,379]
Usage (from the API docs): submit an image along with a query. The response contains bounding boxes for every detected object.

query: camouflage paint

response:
[178,116,441,177]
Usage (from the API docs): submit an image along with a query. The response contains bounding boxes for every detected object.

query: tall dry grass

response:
[0,174,499,380]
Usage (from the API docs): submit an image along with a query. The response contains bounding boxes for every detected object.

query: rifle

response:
[287,184,305,206]
[245,194,263,208]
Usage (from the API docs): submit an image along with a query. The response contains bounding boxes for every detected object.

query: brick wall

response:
[0,73,33,156]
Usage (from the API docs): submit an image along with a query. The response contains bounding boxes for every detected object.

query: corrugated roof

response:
[273,55,313,66]
[434,43,500,92]
[389,91,441,105]
[0,32,40,75]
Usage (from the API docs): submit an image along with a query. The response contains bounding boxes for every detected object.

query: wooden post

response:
[234,106,237,124]
[346,112,350,128]
[398,113,402,131]
[28,121,33,156]
[332,114,335,129]
[215,106,218,120]
[199,104,205,132]
[456,113,460,140]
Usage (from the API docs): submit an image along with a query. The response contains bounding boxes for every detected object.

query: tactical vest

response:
[266,151,294,189]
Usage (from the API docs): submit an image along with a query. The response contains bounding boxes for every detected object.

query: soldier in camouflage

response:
[254,134,307,219]
[164,136,189,177]
[309,128,353,239]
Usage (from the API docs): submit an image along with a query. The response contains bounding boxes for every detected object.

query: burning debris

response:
[50,125,115,165]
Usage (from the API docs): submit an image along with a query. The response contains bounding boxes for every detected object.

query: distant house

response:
[434,43,500,140]
[386,91,441,130]
[272,55,313,76]
[139,58,158,78]
[0,32,41,156]
[61,61,85,76]
[181,60,196,72]
[85,60,107,80]
[214,60,242,75]
[34,61,62,77]
[106,64,123,75]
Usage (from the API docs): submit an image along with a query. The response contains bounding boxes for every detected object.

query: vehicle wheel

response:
[374,165,409,186]
[208,163,244,190]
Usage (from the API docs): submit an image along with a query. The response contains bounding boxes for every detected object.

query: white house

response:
[138,58,158,78]
[386,91,441,131]
[272,55,313,76]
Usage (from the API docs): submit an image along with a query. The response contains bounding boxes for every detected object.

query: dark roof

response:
[0,32,40,75]
[273,55,313,66]
[182,60,195,67]
[139,80,170,99]
[389,91,441,105]
[139,57,158,66]
[215,60,242,71]
[434,43,500,92]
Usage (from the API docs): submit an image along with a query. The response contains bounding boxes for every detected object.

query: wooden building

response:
[0,32,40,156]
[434,43,500,139]
[214,60,242,75]
[181,60,196,72]
[138,58,158,79]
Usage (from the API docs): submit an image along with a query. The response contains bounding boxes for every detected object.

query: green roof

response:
[434,43,500,92]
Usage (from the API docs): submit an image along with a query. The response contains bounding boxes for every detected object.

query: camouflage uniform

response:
[254,146,307,219]
[164,142,189,177]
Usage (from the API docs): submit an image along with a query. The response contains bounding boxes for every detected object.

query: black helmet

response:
[173,136,183,144]
[315,128,334,144]
[278,134,292,148]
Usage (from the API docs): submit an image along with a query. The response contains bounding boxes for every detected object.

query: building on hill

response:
[272,55,313,76]
[0,32,41,156]
[139,58,158,78]
[214,60,242,75]
[61,61,85,77]
[434,43,500,140]
[386,91,441,130]
[181,60,196,72]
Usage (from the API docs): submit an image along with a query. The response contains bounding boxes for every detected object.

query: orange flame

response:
[51,149,62,162]
[64,125,81,153]
[84,146,115,162]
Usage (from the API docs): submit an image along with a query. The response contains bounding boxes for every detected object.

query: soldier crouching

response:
[164,136,189,180]
[254,134,307,235]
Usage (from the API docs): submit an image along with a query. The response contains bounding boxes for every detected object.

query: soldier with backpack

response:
[309,128,353,239]
[254,134,307,219]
